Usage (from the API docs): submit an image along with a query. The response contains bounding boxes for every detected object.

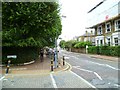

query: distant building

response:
[77,30,95,45]
[87,0,120,46]
[72,36,79,41]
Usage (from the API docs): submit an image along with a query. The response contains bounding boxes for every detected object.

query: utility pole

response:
[54,37,58,68]
[54,15,66,68]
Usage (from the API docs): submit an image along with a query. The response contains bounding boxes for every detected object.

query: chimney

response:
[86,30,88,41]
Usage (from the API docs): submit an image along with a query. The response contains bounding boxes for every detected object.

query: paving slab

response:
[52,71,93,88]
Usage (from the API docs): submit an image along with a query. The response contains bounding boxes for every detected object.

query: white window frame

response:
[114,37,118,46]
[115,19,120,31]
[97,25,103,35]
[105,22,111,33]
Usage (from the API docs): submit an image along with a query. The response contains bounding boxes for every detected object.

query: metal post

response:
[6,60,11,74]
[54,37,58,68]
[51,59,53,71]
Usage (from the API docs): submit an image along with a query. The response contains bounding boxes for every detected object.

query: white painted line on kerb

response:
[93,72,103,80]
[0,76,5,81]
[50,73,57,88]
[70,71,96,88]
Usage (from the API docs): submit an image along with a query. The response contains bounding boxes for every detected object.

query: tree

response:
[2,2,62,47]
[74,41,92,48]
[59,40,65,48]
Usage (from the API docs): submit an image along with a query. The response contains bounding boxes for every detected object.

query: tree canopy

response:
[59,40,92,49]
[2,2,62,47]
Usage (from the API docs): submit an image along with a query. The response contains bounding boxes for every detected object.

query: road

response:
[59,49,119,88]
[1,49,119,89]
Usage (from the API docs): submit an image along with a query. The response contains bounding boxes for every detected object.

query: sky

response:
[59,0,103,41]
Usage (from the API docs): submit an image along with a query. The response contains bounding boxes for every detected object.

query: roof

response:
[88,14,120,28]
[88,0,106,13]
[78,32,95,37]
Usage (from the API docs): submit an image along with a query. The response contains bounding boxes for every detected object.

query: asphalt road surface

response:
[59,49,120,88]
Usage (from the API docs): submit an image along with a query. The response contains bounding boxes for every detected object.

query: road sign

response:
[7,55,17,59]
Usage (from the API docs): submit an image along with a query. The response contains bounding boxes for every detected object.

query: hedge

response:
[2,46,39,65]
[88,46,120,57]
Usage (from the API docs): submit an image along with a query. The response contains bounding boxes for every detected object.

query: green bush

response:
[2,46,39,65]
[88,46,120,57]
[87,46,99,54]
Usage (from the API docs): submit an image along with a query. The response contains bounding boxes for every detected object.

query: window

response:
[114,38,118,46]
[106,22,111,33]
[115,19,120,31]
[100,40,103,45]
[97,26,102,35]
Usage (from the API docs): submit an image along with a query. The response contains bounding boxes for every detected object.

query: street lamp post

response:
[54,15,66,69]
[54,37,58,68]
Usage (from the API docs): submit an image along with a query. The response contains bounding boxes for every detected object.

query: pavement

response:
[2,55,68,75]
[87,54,119,62]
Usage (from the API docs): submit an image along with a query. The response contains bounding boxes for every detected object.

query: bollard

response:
[51,59,53,71]
[6,65,9,74]
[6,60,11,74]
[63,56,65,66]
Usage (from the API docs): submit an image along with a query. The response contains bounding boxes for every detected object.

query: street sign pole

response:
[54,37,58,68]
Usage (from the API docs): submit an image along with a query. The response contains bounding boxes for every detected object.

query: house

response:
[87,0,120,46]
[72,36,79,41]
[78,30,96,45]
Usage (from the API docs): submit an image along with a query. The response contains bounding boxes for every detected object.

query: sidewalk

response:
[87,54,119,62]
[2,55,68,75]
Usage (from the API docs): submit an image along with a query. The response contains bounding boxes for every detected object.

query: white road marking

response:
[114,84,120,87]
[72,66,80,68]
[75,67,93,73]
[90,61,104,66]
[68,55,119,71]
[93,72,103,80]
[0,76,5,81]
[73,67,103,80]
[105,64,119,70]
[90,61,119,70]
[50,73,57,88]
[70,71,96,89]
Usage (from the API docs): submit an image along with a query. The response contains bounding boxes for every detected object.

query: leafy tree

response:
[74,41,92,48]
[59,40,65,48]
[2,2,62,47]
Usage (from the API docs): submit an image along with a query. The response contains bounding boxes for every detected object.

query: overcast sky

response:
[59,0,103,41]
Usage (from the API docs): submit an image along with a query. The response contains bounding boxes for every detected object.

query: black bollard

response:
[6,60,11,74]
[63,56,65,66]
[51,59,53,71]
[6,65,9,74]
